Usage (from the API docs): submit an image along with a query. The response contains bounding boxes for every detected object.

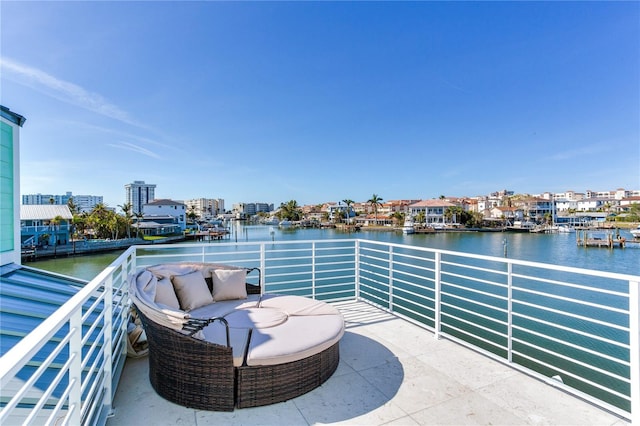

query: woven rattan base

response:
[137,306,341,411]
[138,308,236,411]
[236,342,340,409]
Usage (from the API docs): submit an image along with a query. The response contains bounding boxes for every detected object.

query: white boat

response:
[402,217,415,234]
[279,220,292,227]
[262,217,279,225]
[630,225,640,238]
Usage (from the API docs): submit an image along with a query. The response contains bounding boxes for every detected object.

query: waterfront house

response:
[132,214,182,236]
[142,198,186,231]
[20,204,73,247]
[488,206,521,224]
[326,201,356,222]
[408,199,456,225]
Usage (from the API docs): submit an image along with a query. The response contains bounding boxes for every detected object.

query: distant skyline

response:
[2,2,638,208]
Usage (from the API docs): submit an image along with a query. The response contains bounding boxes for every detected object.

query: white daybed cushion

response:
[258,294,341,316]
[189,295,261,319]
[224,308,288,329]
[171,271,214,311]
[246,314,344,366]
[200,321,251,367]
[211,269,247,301]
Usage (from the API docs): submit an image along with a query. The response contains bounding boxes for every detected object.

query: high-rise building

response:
[125,181,156,214]
[21,191,103,212]
[183,198,225,220]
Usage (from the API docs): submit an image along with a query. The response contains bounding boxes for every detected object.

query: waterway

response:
[30,224,639,281]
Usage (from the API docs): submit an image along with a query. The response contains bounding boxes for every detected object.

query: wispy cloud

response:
[547,144,609,161]
[108,141,162,159]
[1,57,140,127]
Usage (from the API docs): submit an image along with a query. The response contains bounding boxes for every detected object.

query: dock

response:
[576,229,628,248]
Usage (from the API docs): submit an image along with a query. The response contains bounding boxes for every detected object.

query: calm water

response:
[31,224,639,281]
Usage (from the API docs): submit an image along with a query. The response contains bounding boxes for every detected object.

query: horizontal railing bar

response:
[441,310,507,340]
[441,290,508,314]
[391,270,435,286]
[512,312,629,349]
[390,285,435,305]
[390,257,435,272]
[0,329,73,422]
[511,350,631,402]
[441,300,507,328]
[80,328,105,372]
[514,286,629,315]
[390,291,434,310]
[441,280,509,302]
[441,270,508,291]
[513,300,629,332]
[27,351,76,424]
[441,322,505,352]
[81,350,105,398]
[511,324,631,367]
[80,294,105,325]
[511,337,630,383]
[81,310,105,348]
[49,375,78,426]
[441,259,509,278]
[511,272,630,298]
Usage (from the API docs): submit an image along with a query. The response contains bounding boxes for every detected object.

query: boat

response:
[630,225,640,238]
[261,217,279,225]
[402,217,415,234]
[279,220,292,227]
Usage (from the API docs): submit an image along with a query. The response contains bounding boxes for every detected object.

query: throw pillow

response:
[171,271,214,311]
[211,269,247,301]
[155,276,181,310]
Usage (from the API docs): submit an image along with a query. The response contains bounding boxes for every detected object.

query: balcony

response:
[1,239,638,425]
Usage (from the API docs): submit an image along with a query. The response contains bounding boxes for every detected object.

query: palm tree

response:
[367,194,383,226]
[278,200,302,221]
[415,211,426,225]
[342,199,354,224]
[390,211,405,226]
[67,197,78,214]
[119,202,134,238]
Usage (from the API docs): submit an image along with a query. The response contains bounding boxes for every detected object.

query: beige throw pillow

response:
[171,271,214,311]
[155,276,181,310]
[211,269,247,301]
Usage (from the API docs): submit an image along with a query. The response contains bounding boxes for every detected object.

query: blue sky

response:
[2,1,638,209]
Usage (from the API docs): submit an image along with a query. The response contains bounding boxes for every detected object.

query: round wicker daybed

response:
[129,262,344,411]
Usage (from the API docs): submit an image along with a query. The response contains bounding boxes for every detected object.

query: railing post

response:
[68,309,83,425]
[103,274,114,414]
[389,246,394,311]
[630,280,639,424]
[312,242,316,300]
[434,251,441,339]
[355,240,360,301]
[260,243,266,293]
[507,262,513,363]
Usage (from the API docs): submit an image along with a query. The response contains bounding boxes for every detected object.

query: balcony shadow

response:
[291,330,405,424]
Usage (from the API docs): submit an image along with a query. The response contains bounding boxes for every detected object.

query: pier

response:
[576,229,628,248]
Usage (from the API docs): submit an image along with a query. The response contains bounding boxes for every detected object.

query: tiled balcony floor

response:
[107,301,628,425]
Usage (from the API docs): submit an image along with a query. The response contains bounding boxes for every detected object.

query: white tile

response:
[107,301,627,426]
[293,372,408,425]
[409,392,527,425]
[196,400,308,425]
[477,374,626,426]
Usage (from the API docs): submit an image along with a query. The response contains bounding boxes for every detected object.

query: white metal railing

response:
[1,239,637,424]
[0,250,136,426]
